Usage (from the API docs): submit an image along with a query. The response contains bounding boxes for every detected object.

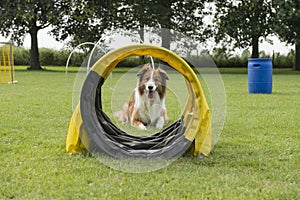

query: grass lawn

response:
[0,67,299,199]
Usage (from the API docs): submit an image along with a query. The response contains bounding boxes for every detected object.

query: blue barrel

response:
[248,58,272,94]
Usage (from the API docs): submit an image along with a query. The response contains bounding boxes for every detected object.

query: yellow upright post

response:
[0,42,14,84]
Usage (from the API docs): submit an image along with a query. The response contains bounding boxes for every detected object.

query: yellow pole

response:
[3,45,7,83]
[0,45,4,83]
[5,44,11,83]
[0,46,2,83]
[10,42,14,83]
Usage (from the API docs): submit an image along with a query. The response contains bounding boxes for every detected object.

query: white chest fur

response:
[134,89,166,128]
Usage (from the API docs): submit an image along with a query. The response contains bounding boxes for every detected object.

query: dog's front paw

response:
[155,117,164,129]
[156,124,163,129]
[138,124,147,130]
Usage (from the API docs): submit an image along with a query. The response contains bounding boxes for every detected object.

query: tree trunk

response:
[251,36,259,58]
[29,25,42,70]
[161,28,171,50]
[138,26,144,43]
[159,1,172,50]
[294,43,300,70]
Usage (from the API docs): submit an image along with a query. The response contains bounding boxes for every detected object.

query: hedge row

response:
[211,48,295,68]
[13,47,86,66]
[13,47,295,68]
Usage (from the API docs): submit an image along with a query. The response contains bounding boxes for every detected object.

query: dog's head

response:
[137,63,169,99]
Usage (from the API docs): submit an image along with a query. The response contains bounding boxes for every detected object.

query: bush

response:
[116,56,151,68]
[13,47,86,67]
[273,50,294,68]
[53,50,69,66]
[210,47,294,68]
[13,47,295,68]
[69,51,87,67]
[40,48,55,65]
[40,48,87,66]
[13,47,30,65]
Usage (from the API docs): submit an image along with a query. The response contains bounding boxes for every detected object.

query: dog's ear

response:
[137,63,151,77]
[158,67,169,80]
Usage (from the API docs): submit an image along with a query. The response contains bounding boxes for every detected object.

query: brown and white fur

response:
[114,63,169,130]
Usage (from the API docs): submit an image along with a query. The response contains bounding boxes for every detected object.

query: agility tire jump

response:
[66,44,212,158]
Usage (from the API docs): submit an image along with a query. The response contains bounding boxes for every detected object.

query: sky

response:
[1,26,294,55]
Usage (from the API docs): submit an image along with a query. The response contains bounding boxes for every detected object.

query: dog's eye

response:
[154,78,159,82]
[145,77,150,81]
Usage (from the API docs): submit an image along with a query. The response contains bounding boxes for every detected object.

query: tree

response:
[273,0,300,70]
[51,0,122,48]
[58,1,212,50]
[214,0,276,58]
[0,0,70,70]
[121,0,212,49]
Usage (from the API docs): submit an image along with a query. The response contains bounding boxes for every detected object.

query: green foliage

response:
[2,1,299,70]
[13,47,85,67]
[116,57,145,68]
[12,47,295,68]
[214,0,275,45]
[125,0,211,42]
[39,48,86,66]
[0,69,299,199]
[53,1,212,47]
[210,47,293,68]
[13,47,30,66]
[0,0,71,69]
[51,1,117,47]
[214,0,276,58]
[0,0,70,44]
[272,0,300,70]
[273,0,300,45]
[39,48,55,66]
[273,50,295,68]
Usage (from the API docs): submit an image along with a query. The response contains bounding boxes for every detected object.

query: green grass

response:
[0,67,299,199]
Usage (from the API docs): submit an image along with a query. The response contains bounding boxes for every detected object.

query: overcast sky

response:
[1,26,293,55]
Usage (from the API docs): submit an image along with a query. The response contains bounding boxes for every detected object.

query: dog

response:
[114,63,169,130]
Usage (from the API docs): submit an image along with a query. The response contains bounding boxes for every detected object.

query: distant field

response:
[0,67,299,199]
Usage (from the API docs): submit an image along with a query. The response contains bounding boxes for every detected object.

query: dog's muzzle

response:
[146,83,156,99]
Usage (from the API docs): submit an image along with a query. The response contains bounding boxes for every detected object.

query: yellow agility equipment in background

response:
[66,44,212,158]
[0,42,15,84]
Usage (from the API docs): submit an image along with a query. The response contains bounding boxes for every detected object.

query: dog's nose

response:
[148,86,153,91]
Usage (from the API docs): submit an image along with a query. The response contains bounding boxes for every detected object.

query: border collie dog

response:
[115,63,169,130]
